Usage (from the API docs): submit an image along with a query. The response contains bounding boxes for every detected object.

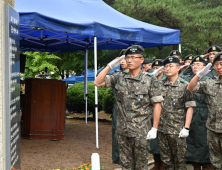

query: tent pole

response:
[179,44,182,53]
[94,36,99,149]
[84,49,88,125]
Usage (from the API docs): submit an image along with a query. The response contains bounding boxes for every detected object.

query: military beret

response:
[207,46,221,53]
[163,56,180,66]
[213,52,222,64]
[125,45,144,56]
[119,49,126,57]
[169,50,182,57]
[184,54,194,61]
[152,59,163,67]
[143,58,152,64]
[191,56,206,64]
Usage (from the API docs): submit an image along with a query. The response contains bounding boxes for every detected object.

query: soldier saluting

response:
[94,45,163,170]
[187,52,222,169]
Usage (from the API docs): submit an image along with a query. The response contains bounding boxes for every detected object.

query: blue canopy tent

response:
[63,66,121,84]
[15,0,181,148]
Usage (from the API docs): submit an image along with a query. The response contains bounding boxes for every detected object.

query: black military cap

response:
[191,56,206,64]
[143,58,152,64]
[207,46,221,53]
[119,49,126,57]
[152,59,163,67]
[184,54,194,61]
[213,52,222,65]
[125,45,144,56]
[163,56,180,66]
[169,50,182,57]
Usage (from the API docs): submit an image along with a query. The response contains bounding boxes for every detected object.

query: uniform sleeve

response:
[184,87,196,108]
[192,80,207,94]
[149,79,164,104]
[105,74,118,88]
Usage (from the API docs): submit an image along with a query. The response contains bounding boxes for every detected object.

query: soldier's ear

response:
[141,57,144,64]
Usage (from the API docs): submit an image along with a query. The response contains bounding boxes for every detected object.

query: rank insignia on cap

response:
[130,47,137,52]
[169,57,173,62]
[220,55,222,59]
[189,56,192,59]
[155,61,159,65]
[213,47,216,50]
[173,51,176,54]
[196,57,199,61]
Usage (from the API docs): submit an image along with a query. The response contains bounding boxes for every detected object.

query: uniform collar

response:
[164,76,181,87]
[124,70,144,81]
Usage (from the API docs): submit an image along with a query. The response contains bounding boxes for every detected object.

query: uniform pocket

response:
[171,93,184,109]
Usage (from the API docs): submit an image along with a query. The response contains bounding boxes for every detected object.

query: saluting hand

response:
[152,66,164,77]
[196,63,212,77]
[108,55,125,69]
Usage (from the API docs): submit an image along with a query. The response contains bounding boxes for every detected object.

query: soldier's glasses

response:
[125,56,142,60]
[191,64,204,67]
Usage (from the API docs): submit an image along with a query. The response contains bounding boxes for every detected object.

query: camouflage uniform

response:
[158,76,196,170]
[192,76,222,169]
[105,70,163,170]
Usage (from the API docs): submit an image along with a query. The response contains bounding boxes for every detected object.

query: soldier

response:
[203,45,221,78]
[157,56,196,170]
[149,59,165,170]
[142,58,153,72]
[187,52,222,169]
[169,50,188,74]
[184,54,194,66]
[94,45,163,170]
[183,56,212,170]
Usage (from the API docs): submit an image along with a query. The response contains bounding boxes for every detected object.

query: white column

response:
[179,44,182,53]
[84,49,88,124]
[94,37,99,149]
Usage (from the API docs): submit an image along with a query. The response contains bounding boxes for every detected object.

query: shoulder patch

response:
[147,73,153,77]
[153,81,159,88]
[180,79,185,83]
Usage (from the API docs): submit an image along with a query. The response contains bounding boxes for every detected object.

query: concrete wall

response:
[0,0,15,169]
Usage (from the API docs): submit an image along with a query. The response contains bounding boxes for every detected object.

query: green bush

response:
[102,88,114,114]
[66,81,107,113]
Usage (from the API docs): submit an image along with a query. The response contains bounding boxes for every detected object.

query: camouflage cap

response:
[184,54,194,61]
[143,58,152,64]
[163,56,180,66]
[125,45,144,56]
[152,59,163,67]
[191,55,206,64]
[119,49,126,57]
[207,46,221,53]
[169,50,182,57]
[213,52,222,65]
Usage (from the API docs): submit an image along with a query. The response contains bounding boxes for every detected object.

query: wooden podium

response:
[22,78,66,140]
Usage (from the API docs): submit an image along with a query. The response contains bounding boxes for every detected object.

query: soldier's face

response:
[142,63,152,72]
[214,61,222,76]
[164,63,180,77]
[192,62,205,75]
[184,60,192,66]
[126,54,144,70]
[120,59,128,69]
[209,52,218,63]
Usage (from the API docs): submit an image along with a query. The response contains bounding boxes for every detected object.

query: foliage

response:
[102,88,115,114]
[66,82,106,114]
[21,51,61,79]
[112,0,222,56]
